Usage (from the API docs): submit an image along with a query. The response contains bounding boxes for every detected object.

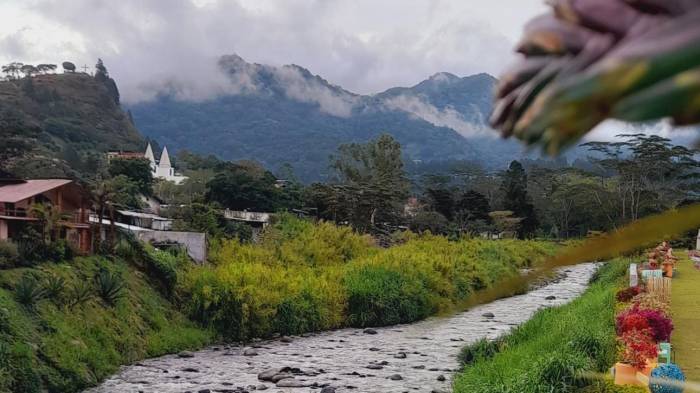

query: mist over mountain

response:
[128,54,532,182]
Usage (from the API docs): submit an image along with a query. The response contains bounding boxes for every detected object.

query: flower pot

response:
[642,358,658,376]
[615,362,646,386]
[662,262,674,278]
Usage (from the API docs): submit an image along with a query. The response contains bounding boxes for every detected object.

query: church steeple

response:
[145,143,156,168]
[159,146,172,169]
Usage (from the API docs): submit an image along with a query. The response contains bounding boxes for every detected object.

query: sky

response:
[0,0,548,103]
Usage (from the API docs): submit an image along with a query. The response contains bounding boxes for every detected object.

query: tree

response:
[108,158,153,196]
[95,59,108,82]
[36,64,57,74]
[409,211,450,235]
[62,61,76,73]
[19,64,37,78]
[328,134,410,231]
[425,187,456,220]
[500,160,538,238]
[206,162,286,212]
[581,134,700,226]
[1,62,23,79]
[94,58,120,104]
[29,203,69,244]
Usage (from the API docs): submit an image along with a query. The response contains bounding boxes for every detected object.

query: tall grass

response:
[453,260,630,393]
[183,215,557,340]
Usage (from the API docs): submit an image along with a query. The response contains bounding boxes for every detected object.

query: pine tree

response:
[500,160,538,238]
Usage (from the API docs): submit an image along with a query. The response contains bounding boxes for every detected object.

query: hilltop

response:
[0,72,144,179]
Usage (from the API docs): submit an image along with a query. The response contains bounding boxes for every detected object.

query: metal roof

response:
[0,179,73,203]
[117,210,171,221]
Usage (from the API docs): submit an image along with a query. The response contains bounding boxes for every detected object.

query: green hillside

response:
[0,73,144,179]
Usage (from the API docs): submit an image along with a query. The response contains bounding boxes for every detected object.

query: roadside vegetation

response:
[453,261,641,393]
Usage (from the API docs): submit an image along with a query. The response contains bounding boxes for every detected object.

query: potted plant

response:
[615,329,658,385]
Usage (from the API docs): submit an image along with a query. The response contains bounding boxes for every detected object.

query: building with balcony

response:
[0,178,92,253]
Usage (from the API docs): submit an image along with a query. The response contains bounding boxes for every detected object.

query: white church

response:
[145,143,188,184]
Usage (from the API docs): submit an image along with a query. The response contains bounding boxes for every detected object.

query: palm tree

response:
[90,178,121,252]
[29,203,69,244]
[491,0,700,153]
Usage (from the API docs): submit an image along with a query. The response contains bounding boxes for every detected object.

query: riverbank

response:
[453,260,629,393]
[181,217,558,340]
[86,263,598,392]
[0,217,559,393]
[0,255,211,393]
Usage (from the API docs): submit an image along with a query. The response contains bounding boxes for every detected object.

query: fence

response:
[646,277,672,301]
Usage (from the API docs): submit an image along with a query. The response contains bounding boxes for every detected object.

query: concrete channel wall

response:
[137,230,207,263]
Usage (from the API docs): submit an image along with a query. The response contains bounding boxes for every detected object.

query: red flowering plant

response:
[635,308,673,342]
[616,309,651,336]
[619,329,658,370]
[616,307,673,342]
[616,286,643,303]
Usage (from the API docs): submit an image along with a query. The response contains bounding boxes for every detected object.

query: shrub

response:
[616,307,673,342]
[66,280,93,309]
[42,275,66,301]
[146,248,179,295]
[619,329,657,370]
[459,338,502,366]
[94,269,126,306]
[635,308,673,342]
[15,274,46,308]
[531,353,590,391]
[44,239,74,262]
[616,311,650,336]
[631,292,670,316]
[616,287,643,303]
[649,363,685,393]
[0,240,19,268]
[345,264,432,327]
[274,289,323,335]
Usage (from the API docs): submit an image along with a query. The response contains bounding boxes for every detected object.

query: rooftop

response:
[0,179,73,203]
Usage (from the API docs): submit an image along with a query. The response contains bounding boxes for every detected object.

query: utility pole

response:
[82,64,90,74]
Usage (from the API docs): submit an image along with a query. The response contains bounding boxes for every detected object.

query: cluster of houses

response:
[0,144,273,264]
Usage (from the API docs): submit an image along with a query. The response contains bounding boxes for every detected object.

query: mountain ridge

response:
[128,54,516,182]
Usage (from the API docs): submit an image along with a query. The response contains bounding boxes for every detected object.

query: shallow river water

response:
[87,263,597,393]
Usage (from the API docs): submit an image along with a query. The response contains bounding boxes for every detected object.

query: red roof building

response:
[0,179,92,254]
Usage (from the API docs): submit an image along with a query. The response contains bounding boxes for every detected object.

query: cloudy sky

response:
[0,0,547,103]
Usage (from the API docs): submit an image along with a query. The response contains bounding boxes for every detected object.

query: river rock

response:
[545,295,556,300]
[258,369,282,381]
[257,385,269,390]
[276,378,311,388]
[363,328,378,335]
[177,351,195,358]
[243,349,259,356]
[437,374,446,381]
[394,352,407,359]
[482,312,495,318]
[389,374,403,380]
[181,367,199,372]
[280,336,293,343]
[320,387,336,393]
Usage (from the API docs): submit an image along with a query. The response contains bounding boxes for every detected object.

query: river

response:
[86,263,597,393]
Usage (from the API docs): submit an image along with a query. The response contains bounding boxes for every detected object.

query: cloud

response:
[382,94,491,137]
[0,0,546,103]
[272,65,358,117]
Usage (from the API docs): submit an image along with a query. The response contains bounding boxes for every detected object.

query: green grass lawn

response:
[671,252,700,381]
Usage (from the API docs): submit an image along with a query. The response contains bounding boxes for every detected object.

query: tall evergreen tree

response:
[500,160,538,238]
